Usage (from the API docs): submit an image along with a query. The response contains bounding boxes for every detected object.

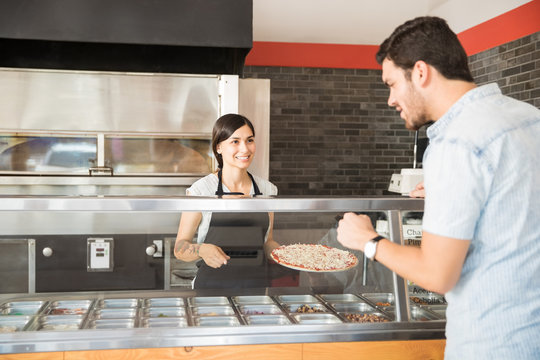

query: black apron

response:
[193,170,270,289]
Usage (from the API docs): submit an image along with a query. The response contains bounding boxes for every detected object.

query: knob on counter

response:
[42,247,53,257]
[146,244,157,256]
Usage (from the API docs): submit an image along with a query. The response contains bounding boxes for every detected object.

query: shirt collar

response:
[426,83,501,140]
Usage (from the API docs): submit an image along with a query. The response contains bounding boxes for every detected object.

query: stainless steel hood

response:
[0,0,253,75]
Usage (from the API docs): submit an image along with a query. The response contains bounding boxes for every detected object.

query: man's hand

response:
[337,213,379,252]
[410,181,425,198]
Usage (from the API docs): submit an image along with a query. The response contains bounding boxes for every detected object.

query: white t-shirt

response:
[186,173,278,244]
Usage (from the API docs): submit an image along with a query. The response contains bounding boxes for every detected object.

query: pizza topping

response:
[271,244,357,271]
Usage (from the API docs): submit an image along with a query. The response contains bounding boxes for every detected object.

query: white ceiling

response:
[253,0,531,45]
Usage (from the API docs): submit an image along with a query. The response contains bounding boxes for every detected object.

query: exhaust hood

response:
[0,0,252,74]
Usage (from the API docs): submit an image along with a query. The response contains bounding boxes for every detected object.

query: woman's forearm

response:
[174,239,201,262]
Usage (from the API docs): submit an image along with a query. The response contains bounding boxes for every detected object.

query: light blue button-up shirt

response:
[422,83,540,359]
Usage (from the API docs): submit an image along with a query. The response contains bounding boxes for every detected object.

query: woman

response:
[174,113,280,288]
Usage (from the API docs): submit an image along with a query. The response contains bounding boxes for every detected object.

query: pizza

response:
[270,244,358,272]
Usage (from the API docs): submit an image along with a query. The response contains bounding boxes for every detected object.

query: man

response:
[337,17,540,359]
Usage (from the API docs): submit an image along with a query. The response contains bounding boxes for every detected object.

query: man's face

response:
[382,59,430,130]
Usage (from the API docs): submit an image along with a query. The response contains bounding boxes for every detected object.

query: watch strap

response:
[371,235,385,242]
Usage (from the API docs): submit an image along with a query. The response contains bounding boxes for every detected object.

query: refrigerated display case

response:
[0,196,445,356]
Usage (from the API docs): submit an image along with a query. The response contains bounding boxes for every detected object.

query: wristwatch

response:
[364,235,385,261]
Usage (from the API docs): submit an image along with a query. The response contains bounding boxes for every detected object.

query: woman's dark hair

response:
[376,16,474,82]
[212,113,255,169]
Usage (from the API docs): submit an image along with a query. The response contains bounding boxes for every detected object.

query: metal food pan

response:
[277,295,318,304]
[188,296,229,307]
[293,314,342,324]
[342,312,392,323]
[193,316,240,327]
[318,294,362,303]
[410,306,441,321]
[233,296,274,305]
[0,301,46,309]
[98,298,139,308]
[244,315,291,325]
[361,293,395,306]
[141,317,188,328]
[286,303,327,313]
[331,302,376,314]
[46,300,92,315]
[410,294,446,306]
[86,319,136,329]
[0,305,43,316]
[191,306,235,316]
[238,304,283,315]
[143,307,186,318]
[37,315,83,331]
[0,315,33,332]
[428,308,446,319]
[143,297,184,307]
[92,308,137,319]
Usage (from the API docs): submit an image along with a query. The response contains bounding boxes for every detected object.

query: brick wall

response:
[243,31,540,196]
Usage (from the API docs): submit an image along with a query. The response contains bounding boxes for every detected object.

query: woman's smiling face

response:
[217,124,256,170]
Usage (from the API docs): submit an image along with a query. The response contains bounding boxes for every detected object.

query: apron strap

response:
[215,169,263,197]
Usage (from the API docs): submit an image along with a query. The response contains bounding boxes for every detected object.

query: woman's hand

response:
[199,243,230,268]
[409,181,425,198]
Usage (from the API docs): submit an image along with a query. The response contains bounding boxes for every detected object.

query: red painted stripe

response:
[458,0,540,55]
[245,0,540,69]
[245,42,380,69]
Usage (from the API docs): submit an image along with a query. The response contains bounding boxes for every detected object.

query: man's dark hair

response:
[376,16,474,82]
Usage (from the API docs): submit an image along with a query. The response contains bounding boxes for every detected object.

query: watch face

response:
[364,240,376,260]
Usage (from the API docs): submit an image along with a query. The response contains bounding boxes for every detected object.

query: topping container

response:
[92,308,137,319]
[142,307,186,318]
[233,296,274,305]
[238,304,283,315]
[244,315,291,325]
[46,300,92,315]
[0,315,33,332]
[318,294,362,303]
[293,314,342,324]
[361,293,395,307]
[98,298,139,308]
[191,306,235,316]
[86,319,136,329]
[142,317,188,328]
[193,316,240,327]
[143,297,184,307]
[36,315,84,331]
[277,295,318,303]
[188,296,229,306]
[286,303,327,313]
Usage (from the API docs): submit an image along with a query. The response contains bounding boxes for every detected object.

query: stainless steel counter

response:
[0,288,445,354]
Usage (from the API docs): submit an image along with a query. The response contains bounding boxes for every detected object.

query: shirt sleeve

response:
[422,140,493,240]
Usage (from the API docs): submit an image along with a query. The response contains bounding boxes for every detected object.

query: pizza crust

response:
[271,244,358,272]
